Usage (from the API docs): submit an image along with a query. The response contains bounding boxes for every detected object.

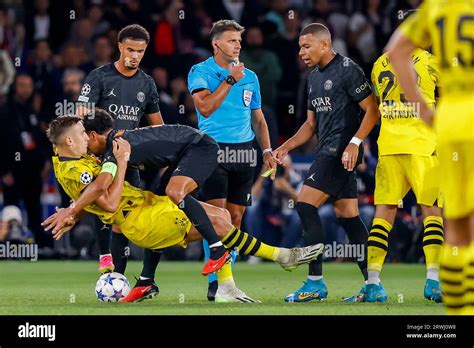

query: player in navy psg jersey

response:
[274,23,381,303]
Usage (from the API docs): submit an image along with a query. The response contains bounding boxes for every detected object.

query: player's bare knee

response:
[166,186,186,204]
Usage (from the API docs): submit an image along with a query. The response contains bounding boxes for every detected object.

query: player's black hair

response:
[117,24,150,44]
[82,108,115,135]
[300,23,331,39]
[209,19,245,41]
[47,115,83,145]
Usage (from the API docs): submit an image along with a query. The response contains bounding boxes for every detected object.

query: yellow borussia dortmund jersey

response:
[52,154,145,225]
[372,49,439,155]
[399,0,474,143]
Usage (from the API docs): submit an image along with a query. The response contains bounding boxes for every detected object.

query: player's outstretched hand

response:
[113,138,131,163]
[272,146,289,166]
[229,62,245,82]
[342,143,359,171]
[51,218,76,240]
[41,206,77,238]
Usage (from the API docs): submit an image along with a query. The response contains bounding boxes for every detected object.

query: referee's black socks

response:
[179,195,225,259]
[296,202,325,276]
[338,216,369,281]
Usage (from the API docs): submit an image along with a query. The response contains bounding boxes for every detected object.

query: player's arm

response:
[94,138,130,213]
[145,78,164,125]
[146,112,164,125]
[43,170,116,233]
[77,69,102,117]
[251,108,276,178]
[273,110,316,164]
[342,93,380,171]
[386,32,433,124]
[190,64,244,117]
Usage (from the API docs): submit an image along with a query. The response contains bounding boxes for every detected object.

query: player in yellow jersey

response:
[386,0,474,314]
[44,115,324,302]
[365,39,444,303]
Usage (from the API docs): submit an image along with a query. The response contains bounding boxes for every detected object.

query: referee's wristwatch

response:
[225,75,237,86]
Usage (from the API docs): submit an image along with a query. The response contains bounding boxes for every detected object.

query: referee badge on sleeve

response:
[243,90,253,106]
[80,172,93,185]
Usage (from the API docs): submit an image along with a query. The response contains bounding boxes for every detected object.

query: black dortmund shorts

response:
[303,152,358,200]
[167,134,219,188]
[199,141,256,206]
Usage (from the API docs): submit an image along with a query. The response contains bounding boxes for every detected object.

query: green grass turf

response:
[0,260,444,315]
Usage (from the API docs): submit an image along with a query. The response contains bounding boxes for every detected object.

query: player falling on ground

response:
[386,0,474,314]
[43,115,324,302]
[77,24,163,275]
[43,112,319,302]
[346,10,444,303]
[188,19,275,302]
[273,23,381,302]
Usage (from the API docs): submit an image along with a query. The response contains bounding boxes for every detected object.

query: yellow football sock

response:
[462,243,474,315]
[440,243,467,315]
[222,227,279,261]
[423,216,444,272]
[368,218,392,273]
[216,262,234,285]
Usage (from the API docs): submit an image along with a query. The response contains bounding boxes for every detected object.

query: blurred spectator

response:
[80,35,114,73]
[30,0,50,42]
[243,156,303,249]
[0,205,34,244]
[60,68,84,103]
[87,5,111,37]
[0,73,53,250]
[263,0,289,34]
[240,26,282,112]
[208,0,261,28]
[27,39,54,119]
[269,8,301,136]
[348,0,385,74]
[69,18,94,59]
[0,5,14,53]
[0,48,15,103]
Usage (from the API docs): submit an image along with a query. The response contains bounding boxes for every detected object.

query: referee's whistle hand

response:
[342,143,359,171]
[229,63,245,82]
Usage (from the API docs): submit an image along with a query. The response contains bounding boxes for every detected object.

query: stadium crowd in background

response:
[0,0,426,261]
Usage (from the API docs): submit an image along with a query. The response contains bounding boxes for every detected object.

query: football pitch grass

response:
[0,260,445,315]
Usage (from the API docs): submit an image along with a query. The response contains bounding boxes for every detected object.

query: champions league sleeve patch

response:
[80,172,93,185]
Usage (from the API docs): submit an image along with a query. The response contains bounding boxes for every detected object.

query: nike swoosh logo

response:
[297,293,317,300]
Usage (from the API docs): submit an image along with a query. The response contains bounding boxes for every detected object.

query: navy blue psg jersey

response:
[102,124,207,170]
[306,54,371,156]
[78,63,160,130]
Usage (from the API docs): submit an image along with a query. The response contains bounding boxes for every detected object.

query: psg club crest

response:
[243,90,252,106]
[137,92,145,102]
[324,80,333,90]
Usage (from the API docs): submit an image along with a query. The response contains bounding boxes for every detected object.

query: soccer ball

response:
[95,272,131,302]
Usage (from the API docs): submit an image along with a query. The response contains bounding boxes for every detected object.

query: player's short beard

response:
[124,57,138,70]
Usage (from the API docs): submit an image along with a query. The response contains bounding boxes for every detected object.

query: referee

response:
[188,20,276,301]
[274,23,380,302]
[77,24,163,279]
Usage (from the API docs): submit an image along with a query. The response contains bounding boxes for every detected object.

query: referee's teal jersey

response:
[187,57,261,143]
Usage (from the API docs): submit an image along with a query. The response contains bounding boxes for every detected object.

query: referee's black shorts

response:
[199,141,256,206]
[303,152,359,200]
